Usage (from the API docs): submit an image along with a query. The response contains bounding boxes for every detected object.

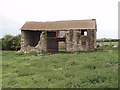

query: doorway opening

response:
[58,41,66,51]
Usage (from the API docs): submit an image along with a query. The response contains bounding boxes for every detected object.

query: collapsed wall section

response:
[39,31,47,52]
[20,30,47,53]
[24,31,41,46]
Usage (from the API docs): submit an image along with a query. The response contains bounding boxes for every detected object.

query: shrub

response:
[0,39,2,50]
[2,34,21,51]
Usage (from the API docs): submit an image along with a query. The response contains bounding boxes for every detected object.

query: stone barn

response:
[20,19,97,53]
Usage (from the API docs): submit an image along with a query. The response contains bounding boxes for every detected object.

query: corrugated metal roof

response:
[21,19,96,31]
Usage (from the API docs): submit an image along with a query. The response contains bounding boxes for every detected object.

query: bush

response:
[1,34,21,51]
[0,39,2,50]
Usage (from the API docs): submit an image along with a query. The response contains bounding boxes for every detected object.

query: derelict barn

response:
[20,19,97,53]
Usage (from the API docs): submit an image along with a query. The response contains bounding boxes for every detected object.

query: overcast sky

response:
[0,0,119,39]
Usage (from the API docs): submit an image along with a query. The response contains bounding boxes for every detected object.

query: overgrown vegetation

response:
[0,34,21,51]
[2,46,118,88]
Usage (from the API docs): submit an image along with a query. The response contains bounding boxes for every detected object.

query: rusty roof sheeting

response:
[21,19,96,31]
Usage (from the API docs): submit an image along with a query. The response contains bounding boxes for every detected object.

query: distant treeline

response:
[0,34,21,51]
[97,39,119,42]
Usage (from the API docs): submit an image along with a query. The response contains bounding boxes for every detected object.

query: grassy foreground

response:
[2,48,118,88]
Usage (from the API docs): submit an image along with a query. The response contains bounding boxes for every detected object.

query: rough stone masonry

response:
[20,19,97,53]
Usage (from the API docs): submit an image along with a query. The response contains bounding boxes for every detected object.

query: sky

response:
[0,0,119,39]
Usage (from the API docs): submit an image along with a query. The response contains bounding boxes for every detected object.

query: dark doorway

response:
[47,31,58,52]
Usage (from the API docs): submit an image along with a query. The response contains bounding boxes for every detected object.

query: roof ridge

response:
[25,19,96,23]
[21,19,96,30]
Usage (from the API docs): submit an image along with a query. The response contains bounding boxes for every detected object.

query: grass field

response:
[97,41,118,46]
[2,45,118,88]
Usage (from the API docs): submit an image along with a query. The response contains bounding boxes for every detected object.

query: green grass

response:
[2,47,118,88]
[97,41,118,46]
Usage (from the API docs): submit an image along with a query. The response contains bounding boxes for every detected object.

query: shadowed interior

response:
[24,31,42,47]
[47,31,58,52]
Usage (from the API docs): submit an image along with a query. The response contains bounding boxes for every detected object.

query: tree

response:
[2,34,21,51]
[0,38,2,50]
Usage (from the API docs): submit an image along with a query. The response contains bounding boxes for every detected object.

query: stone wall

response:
[66,29,96,52]
[20,31,25,52]
[73,30,80,51]
[20,29,96,53]
[20,31,47,53]
[66,30,73,51]
[39,31,47,52]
